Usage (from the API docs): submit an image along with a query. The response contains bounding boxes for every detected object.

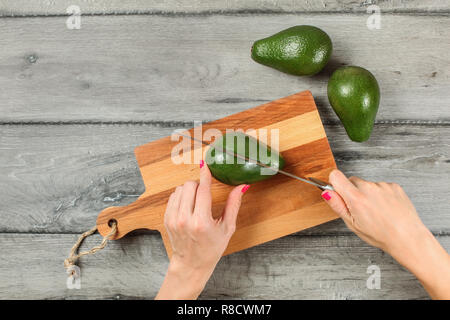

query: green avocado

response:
[206,132,285,186]
[251,25,332,76]
[327,66,380,142]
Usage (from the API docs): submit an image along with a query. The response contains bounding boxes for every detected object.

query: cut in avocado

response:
[206,132,285,186]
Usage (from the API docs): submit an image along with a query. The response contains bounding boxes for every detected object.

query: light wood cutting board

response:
[97,90,338,257]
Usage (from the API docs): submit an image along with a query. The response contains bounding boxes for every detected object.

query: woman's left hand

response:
[156,161,249,299]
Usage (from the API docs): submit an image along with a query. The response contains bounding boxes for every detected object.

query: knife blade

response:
[175,132,334,191]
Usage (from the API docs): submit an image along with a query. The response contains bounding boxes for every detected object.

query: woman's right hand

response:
[322,169,450,299]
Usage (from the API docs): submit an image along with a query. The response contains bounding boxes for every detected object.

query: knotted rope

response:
[64,221,117,275]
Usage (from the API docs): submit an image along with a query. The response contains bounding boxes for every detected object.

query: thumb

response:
[321,190,352,223]
[329,169,360,204]
[222,184,249,232]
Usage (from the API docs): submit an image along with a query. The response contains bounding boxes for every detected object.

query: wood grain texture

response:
[0,14,449,122]
[1,123,449,235]
[97,91,338,257]
[1,0,449,16]
[1,232,447,299]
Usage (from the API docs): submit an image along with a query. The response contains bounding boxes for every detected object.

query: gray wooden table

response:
[0,0,449,299]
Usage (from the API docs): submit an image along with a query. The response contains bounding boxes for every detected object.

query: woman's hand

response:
[156,161,249,300]
[322,169,450,299]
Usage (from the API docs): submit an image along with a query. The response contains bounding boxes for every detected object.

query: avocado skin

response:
[206,132,285,186]
[327,66,380,142]
[251,25,332,76]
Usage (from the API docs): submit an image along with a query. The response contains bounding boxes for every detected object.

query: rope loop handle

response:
[64,221,117,274]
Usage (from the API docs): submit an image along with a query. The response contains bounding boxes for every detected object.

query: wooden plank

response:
[0,123,449,234]
[0,232,446,299]
[0,14,449,122]
[1,0,449,16]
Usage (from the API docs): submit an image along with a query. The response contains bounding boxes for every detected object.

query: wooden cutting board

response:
[97,90,338,257]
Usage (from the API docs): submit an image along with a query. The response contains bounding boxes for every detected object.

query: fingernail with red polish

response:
[199,160,204,168]
[322,192,331,201]
[241,185,250,193]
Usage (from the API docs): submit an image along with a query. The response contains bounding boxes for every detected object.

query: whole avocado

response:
[251,25,332,76]
[206,132,285,186]
[327,66,380,142]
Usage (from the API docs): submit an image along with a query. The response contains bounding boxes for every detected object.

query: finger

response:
[179,180,198,218]
[222,184,247,232]
[348,176,367,188]
[164,186,182,226]
[194,160,212,217]
[321,190,352,224]
[329,169,361,205]
[351,177,381,195]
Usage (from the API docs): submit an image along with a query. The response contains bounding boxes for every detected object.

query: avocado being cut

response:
[327,66,380,142]
[251,25,332,76]
[206,132,285,186]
